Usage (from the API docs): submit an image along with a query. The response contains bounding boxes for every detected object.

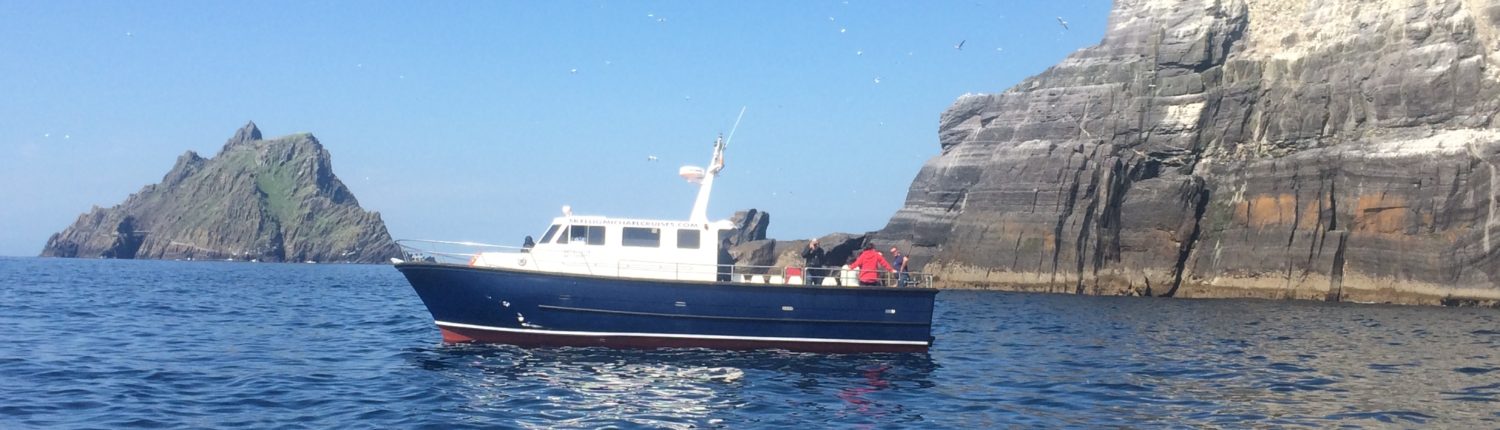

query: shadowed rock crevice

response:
[100,216,147,259]
[1166,178,1210,298]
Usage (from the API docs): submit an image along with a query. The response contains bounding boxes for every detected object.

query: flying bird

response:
[647,155,658,162]
[1056,17,1069,30]
[954,40,965,50]
[570,68,578,74]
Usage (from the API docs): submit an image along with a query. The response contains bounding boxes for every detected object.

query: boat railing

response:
[395,239,934,288]
[617,260,934,288]
[395,239,527,265]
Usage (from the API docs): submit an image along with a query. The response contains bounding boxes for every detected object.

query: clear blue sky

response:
[0,1,1111,257]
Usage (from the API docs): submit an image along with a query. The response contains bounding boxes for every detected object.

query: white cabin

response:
[470,215,738,282]
[466,133,752,283]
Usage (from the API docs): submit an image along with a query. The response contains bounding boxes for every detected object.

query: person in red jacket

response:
[849,243,895,286]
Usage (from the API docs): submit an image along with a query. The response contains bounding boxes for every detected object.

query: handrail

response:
[397,239,935,288]
[572,250,596,276]
[395,239,524,250]
[395,239,520,265]
[615,259,934,288]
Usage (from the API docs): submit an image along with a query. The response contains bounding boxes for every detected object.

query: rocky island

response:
[861,0,1500,306]
[41,122,399,263]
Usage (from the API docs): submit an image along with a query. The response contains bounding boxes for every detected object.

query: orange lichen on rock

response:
[1353,194,1409,234]
[1235,193,1299,229]
[1300,199,1324,230]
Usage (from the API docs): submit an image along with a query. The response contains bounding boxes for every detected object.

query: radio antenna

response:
[688,107,746,223]
[724,106,747,148]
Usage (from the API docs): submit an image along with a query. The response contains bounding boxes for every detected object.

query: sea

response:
[2,257,1498,429]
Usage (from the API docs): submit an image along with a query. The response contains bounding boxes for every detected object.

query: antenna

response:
[724,106,747,148]
[687,107,747,223]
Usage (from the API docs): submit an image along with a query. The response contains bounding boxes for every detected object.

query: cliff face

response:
[880,0,1500,305]
[41,122,399,263]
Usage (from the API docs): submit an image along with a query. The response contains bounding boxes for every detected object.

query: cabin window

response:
[539,224,561,244]
[622,227,661,247]
[677,229,700,249]
[569,225,606,245]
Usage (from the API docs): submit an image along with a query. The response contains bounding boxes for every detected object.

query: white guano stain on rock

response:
[1365,129,1500,158]
[1162,102,1206,130]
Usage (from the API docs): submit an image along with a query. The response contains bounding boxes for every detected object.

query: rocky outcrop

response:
[41,122,399,263]
[877,0,1500,305]
[726,209,770,247]
[720,209,874,275]
[766,233,870,269]
[728,239,779,270]
[729,233,871,283]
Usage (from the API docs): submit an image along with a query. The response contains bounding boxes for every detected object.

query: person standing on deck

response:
[849,243,895,286]
[889,247,910,287]
[716,237,733,282]
[801,239,827,286]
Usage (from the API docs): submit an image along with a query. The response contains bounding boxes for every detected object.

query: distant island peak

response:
[41,122,399,263]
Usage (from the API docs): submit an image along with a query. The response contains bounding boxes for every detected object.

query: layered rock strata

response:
[41,122,399,263]
[878,0,1500,305]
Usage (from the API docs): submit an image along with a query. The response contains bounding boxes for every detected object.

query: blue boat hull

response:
[395,263,937,353]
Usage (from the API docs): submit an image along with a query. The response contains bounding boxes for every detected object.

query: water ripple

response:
[2,258,1500,427]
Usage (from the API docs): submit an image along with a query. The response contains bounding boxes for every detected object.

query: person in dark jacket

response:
[801,239,826,285]
[716,237,734,282]
[889,247,909,287]
[849,243,895,286]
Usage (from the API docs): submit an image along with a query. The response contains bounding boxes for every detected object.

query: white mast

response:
[688,108,746,224]
[688,136,725,224]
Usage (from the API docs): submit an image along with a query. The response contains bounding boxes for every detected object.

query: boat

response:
[393,131,938,353]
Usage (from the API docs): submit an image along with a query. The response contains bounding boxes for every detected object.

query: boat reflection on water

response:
[837,363,894,418]
[407,344,937,428]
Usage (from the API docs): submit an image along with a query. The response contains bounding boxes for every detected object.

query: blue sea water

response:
[2,257,1499,428]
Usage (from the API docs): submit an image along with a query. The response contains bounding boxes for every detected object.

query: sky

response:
[0,0,1112,257]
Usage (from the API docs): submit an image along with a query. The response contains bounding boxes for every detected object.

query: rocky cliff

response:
[878,0,1500,305]
[41,122,400,263]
